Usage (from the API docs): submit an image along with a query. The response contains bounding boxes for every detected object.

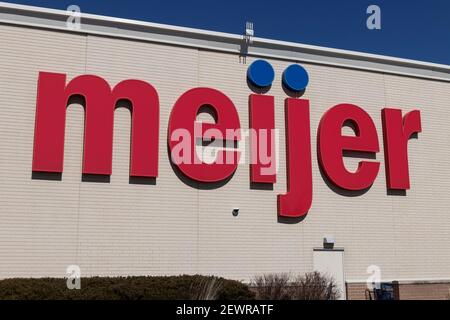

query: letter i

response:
[247,60,276,184]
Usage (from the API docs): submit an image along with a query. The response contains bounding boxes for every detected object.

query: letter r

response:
[382,108,422,190]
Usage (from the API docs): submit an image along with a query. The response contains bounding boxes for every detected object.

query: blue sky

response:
[4,0,450,65]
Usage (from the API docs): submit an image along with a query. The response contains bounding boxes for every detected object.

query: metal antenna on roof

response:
[244,21,254,45]
[240,21,253,63]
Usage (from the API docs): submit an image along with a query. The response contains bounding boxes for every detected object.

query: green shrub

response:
[0,275,254,300]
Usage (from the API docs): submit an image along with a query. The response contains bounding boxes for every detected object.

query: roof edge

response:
[1,1,449,81]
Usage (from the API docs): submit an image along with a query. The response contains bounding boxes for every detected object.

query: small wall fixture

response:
[323,236,335,249]
[232,208,240,217]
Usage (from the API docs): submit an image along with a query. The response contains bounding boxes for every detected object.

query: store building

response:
[0,2,449,300]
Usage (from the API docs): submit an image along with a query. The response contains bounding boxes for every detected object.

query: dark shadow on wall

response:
[250,182,274,191]
[282,85,305,99]
[342,150,377,160]
[387,189,406,196]
[318,156,374,197]
[68,95,86,108]
[197,104,218,123]
[247,78,271,94]
[82,174,110,183]
[319,166,372,197]
[32,172,156,185]
[278,215,307,224]
[31,172,62,181]
[277,191,308,225]
[129,177,156,185]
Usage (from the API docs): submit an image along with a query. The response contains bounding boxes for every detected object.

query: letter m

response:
[32,72,159,177]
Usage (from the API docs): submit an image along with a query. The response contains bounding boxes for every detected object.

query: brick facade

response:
[346,281,450,300]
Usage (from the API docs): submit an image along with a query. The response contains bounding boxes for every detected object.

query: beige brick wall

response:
[0,23,449,284]
[346,283,369,300]
[399,282,450,300]
[347,282,450,300]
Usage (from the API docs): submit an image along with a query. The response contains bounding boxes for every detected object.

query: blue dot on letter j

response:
[282,64,309,92]
[247,60,275,88]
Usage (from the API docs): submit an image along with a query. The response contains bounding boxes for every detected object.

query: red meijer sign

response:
[31,68,421,220]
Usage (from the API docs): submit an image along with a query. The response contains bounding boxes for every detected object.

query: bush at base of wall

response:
[0,275,255,300]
